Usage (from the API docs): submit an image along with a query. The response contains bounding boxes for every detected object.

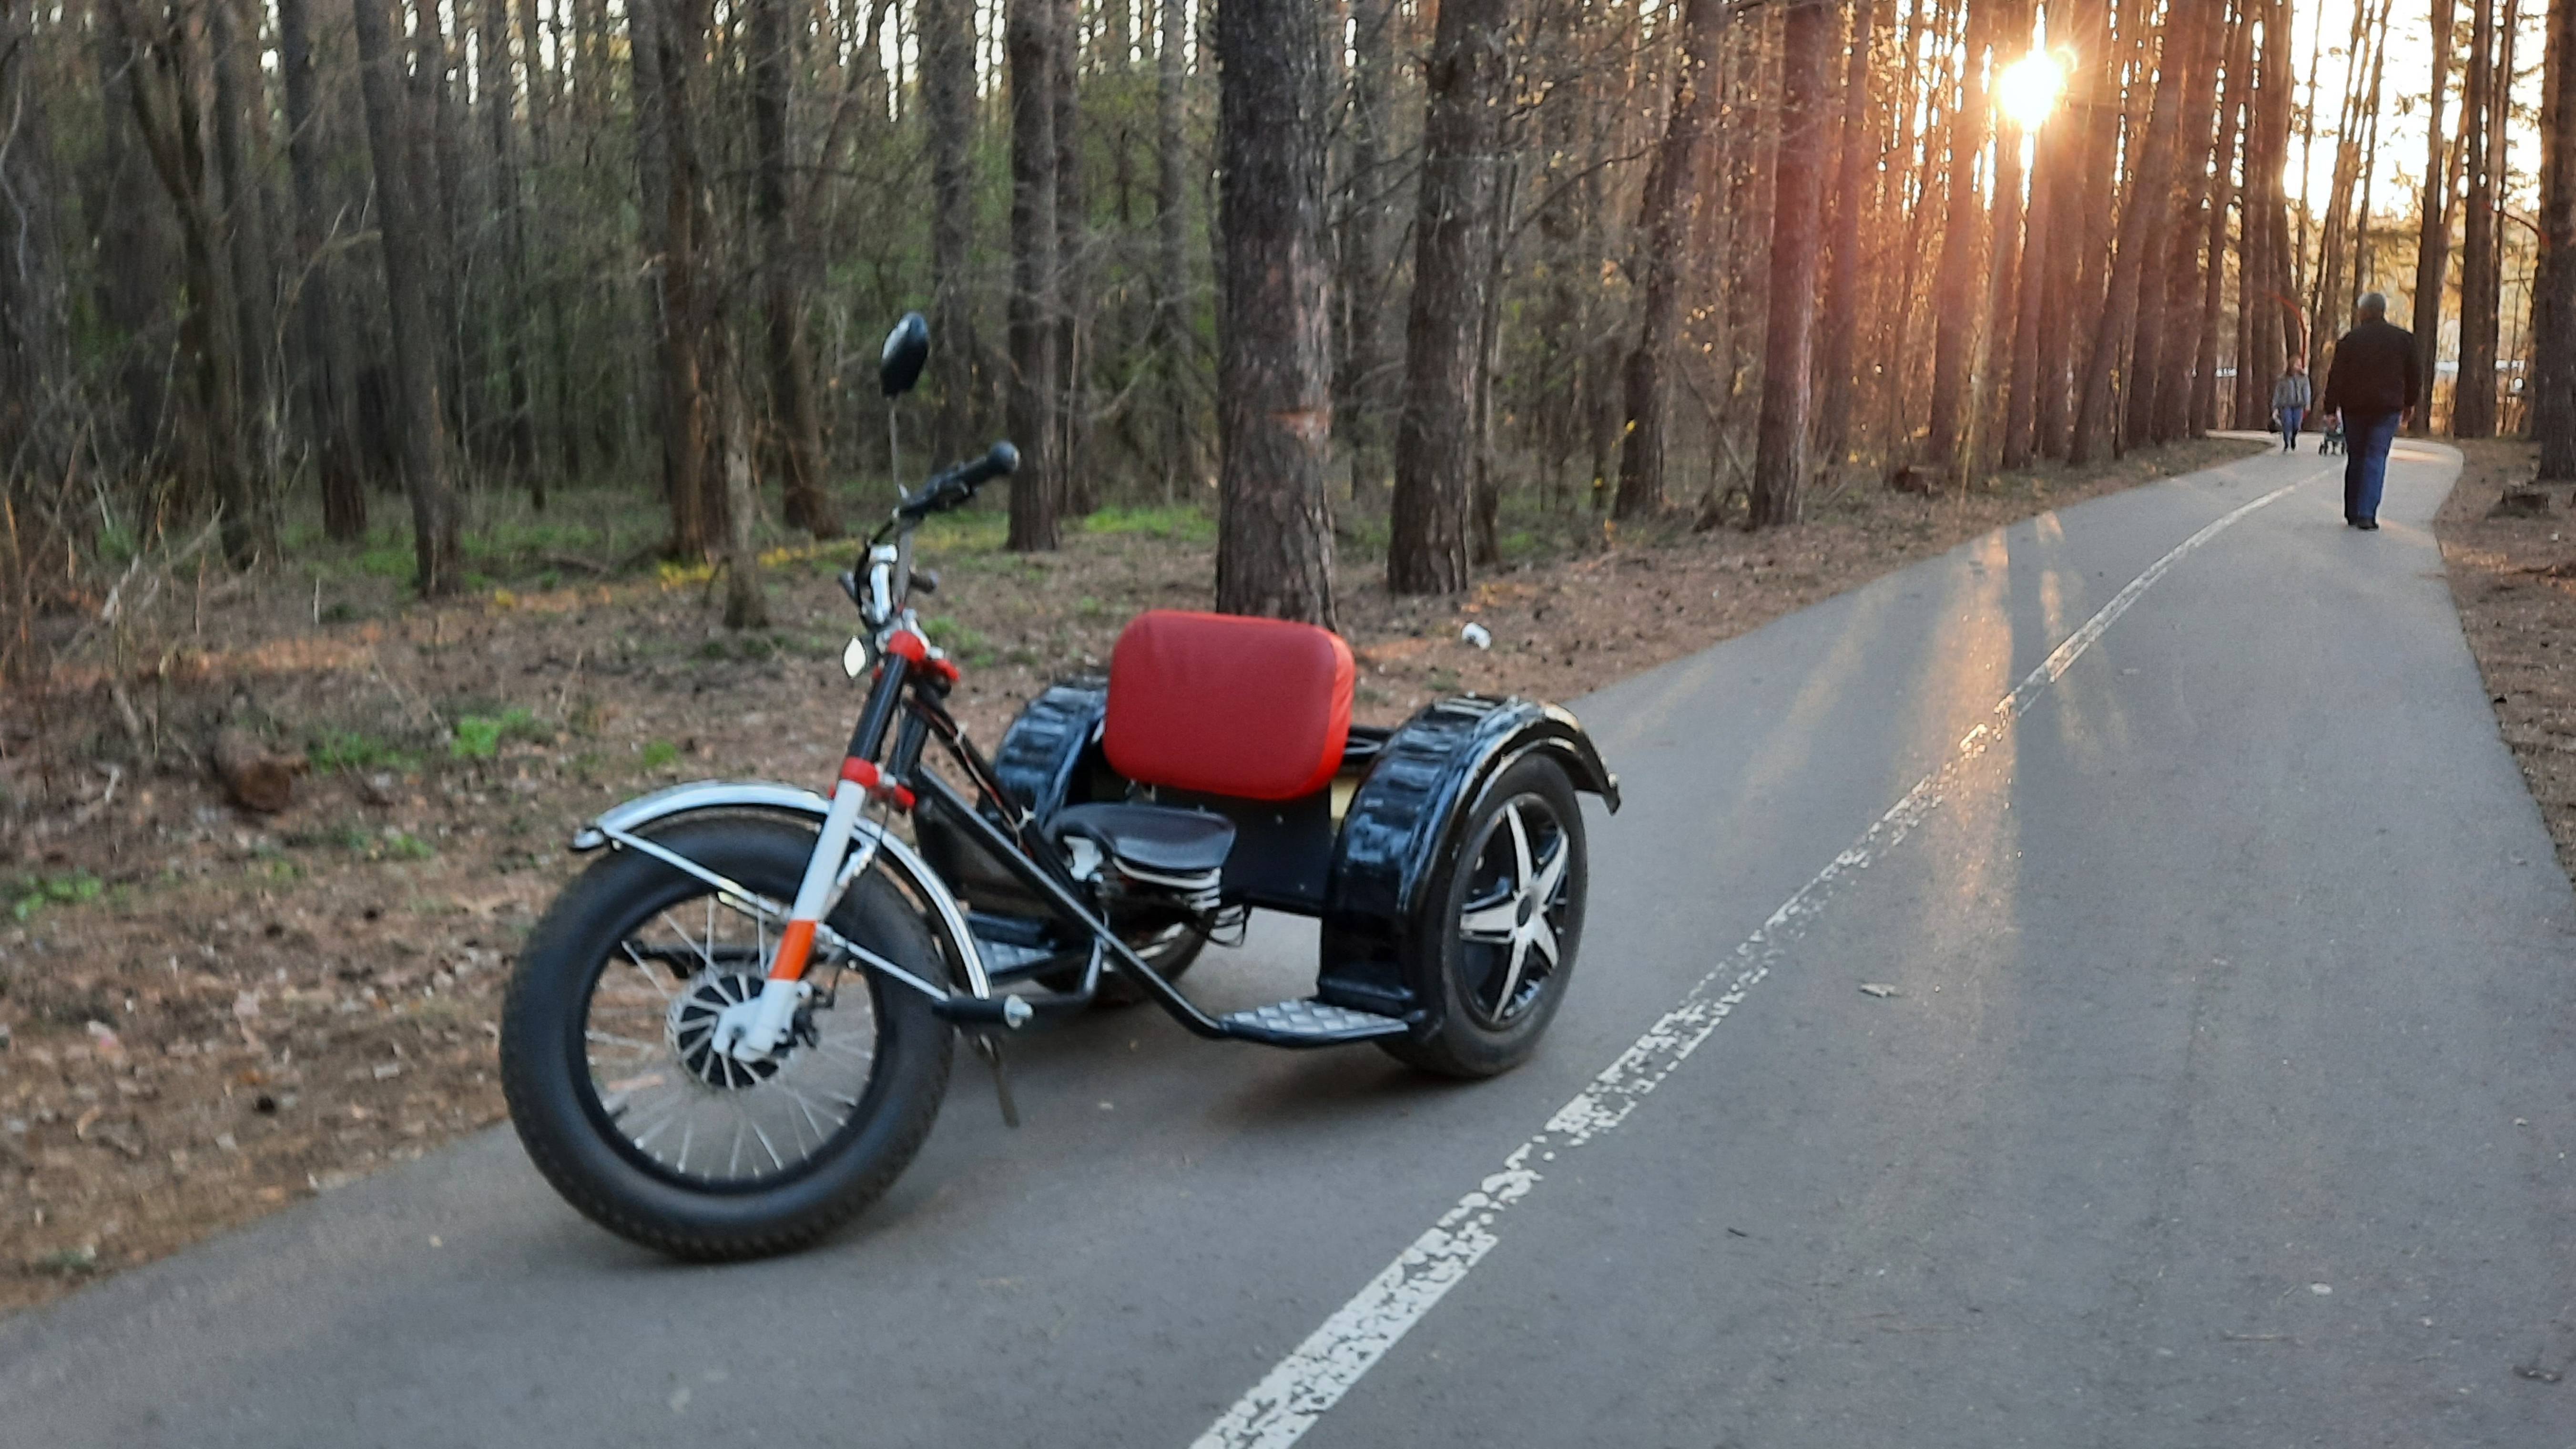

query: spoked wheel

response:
[502,818,951,1259]
[1381,755,1588,1079]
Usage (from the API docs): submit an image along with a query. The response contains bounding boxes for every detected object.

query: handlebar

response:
[896,441,1019,525]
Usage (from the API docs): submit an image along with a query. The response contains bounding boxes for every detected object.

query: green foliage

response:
[1082,504,1216,543]
[308,730,417,773]
[921,615,996,666]
[638,739,681,771]
[9,872,103,923]
[450,707,546,759]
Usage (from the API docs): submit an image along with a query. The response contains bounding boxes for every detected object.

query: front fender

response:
[1316,697,1618,1016]
[570,779,987,999]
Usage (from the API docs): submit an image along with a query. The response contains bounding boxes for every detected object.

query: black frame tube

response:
[908,765,1231,1038]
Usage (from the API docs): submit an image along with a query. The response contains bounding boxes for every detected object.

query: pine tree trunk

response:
[635,0,721,560]
[1614,0,1727,519]
[517,0,579,480]
[2535,0,2576,477]
[209,0,277,506]
[479,0,538,499]
[89,22,173,476]
[2071,3,2187,465]
[1810,0,1883,484]
[1053,0,1094,517]
[2195,5,2251,434]
[1751,0,1834,527]
[2152,0,2231,444]
[1153,0,1193,495]
[1212,0,1336,625]
[1339,0,1397,504]
[1974,0,2029,474]
[351,0,461,594]
[2413,0,2460,434]
[2460,0,2503,437]
[1925,0,1992,479]
[923,0,979,464]
[754,0,838,538]
[1007,0,1061,551]
[278,0,368,540]
[1390,0,1511,592]
[112,0,261,565]
[0,0,68,500]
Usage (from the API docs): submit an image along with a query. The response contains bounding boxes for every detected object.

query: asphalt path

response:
[8,438,2573,1448]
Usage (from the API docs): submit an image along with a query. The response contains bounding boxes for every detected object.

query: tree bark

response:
[634,0,722,560]
[0,0,68,497]
[2414,0,2461,434]
[278,0,368,540]
[753,0,839,538]
[1812,0,1883,484]
[351,0,462,594]
[2535,0,2576,477]
[2145,0,2226,445]
[2070,1,2186,465]
[1212,0,1336,625]
[2460,0,2503,437]
[1153,0,1194,496]
[1339,0,1398,504]
[479,0,539,497]
[923,0,980,464]
[1613,0,1727,519]
[110,0,263,565]
[1390,0,1512,593]
[1751,0,1834,527]
[1052,0,1093,517]
[209,0,278,492]
[2196,4,2251,434]
[1006,0,1061,551]
[1925,0,1992,478]
[88,20,173,476]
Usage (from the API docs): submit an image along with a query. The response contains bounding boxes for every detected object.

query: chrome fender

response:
[571,779,988,1000]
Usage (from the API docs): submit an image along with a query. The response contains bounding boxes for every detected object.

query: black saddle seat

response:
[1049,803,1236,878]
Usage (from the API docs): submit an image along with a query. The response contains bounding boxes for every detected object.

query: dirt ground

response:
[2434,439,2576,884]
[0,435,2262,1315]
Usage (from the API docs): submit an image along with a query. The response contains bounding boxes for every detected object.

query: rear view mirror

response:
[880,313,929,399]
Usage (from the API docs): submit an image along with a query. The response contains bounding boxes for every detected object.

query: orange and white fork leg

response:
[715,775,869,1063]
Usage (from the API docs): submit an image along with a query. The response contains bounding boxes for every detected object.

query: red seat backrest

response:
[1103,610,1354,802]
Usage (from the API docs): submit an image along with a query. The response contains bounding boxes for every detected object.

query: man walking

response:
[2272,358,2312,451]
[2317,291,2423,531]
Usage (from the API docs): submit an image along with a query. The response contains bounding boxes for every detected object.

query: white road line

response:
[1190,471,2319,1449]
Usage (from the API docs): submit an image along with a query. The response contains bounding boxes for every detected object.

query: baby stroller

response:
[2319,416,2347,456]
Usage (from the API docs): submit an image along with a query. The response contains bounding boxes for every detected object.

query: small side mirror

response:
[879,313,929,399]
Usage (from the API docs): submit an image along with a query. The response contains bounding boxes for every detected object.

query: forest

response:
[2,0,2575,666]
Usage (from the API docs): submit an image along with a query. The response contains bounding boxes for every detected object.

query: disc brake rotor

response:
[666,970,793,1090]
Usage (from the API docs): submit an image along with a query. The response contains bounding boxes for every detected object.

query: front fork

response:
[709,653,918,1064]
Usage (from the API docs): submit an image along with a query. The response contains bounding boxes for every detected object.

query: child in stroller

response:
[2318,414,2346,456]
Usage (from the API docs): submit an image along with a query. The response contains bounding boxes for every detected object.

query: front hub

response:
[667,971,792,1089]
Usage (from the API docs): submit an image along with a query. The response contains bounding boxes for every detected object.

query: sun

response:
[1996,50,2067,132]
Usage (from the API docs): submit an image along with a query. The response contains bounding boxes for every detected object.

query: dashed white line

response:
[1189,473,2315,1449]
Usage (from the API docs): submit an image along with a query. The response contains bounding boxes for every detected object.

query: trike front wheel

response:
[1380,755,1588,1080]
[500,818,952,1260]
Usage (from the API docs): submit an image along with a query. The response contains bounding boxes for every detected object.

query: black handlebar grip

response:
[959,440,1019,488]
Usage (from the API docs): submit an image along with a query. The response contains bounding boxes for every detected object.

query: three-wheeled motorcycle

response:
[499,316,1620,1259]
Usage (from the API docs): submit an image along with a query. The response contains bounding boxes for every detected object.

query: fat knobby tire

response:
[500,818,952,1260]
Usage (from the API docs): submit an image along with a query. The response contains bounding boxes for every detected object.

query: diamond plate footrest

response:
[1216,998,1410,1047]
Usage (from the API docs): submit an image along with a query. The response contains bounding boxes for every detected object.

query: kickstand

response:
[969,1031,1020,1128]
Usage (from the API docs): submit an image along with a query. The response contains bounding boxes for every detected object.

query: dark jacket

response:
[2319,318,2421,418]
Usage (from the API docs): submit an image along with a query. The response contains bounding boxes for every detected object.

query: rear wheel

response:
[1379,755,1587,1079]
[501,818,951,1260]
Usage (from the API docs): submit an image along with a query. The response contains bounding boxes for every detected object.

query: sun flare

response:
[1996,50,2067,131]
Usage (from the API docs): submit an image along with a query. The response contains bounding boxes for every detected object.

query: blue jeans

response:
[2279,406,2303,447]
[2343,411,2401,522]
